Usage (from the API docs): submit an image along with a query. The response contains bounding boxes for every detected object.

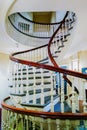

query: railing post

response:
[61,74,64,113]
[25,65,29,103]
[84,120,87,129]
[79,78,84,112]
[40,118,44,130]
[66,120,70,130]
[50,71,54,112]
[72,77,76,113]
[33,67,36,104]
[16,63,19,94]
[56,119,60,130]
[41,68,44,105]
[83,79,87,112]
[20,64,23,94]
[47,118,51,130]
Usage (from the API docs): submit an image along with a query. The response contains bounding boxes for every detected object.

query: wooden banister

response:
[2,97,87,120]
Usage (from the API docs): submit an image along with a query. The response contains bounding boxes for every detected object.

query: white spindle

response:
[26,65,29,103]
[16,113,18,130]
[20,114,24,130]
[84,120,87,129]
[40,118,44,130]
[41,48,43,60]
[33,67,36,104]
[50,71,54,112]
[20,64,23,94]
[79,78,84,101]
[16,63,19,94]
[72,77,76,113]
[56,119,60,130]
[47,118,51,130]
[25,115,29,130]
[32,117,35,130]
[10,62,14,93]
[66,120,70,130]
[41,68,44,105]
[83,79,87,112]
[61,74,64,113]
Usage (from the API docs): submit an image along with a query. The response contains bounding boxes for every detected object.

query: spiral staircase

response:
[1,11,87,130]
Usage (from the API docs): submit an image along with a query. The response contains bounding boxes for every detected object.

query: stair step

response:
[55,50,61,53]
[21,102,45,108]
[68,26,73,30]
[58,45,64,50]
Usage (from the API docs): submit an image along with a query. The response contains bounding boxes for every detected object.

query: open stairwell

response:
[1,11,87,130]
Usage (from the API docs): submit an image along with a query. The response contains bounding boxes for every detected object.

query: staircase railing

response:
[2,11,87,130]
[8,12,62,39]
[2,96,87,130]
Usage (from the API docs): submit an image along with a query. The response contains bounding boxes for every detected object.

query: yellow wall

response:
[0,53,9,107]
[78,50,87,72]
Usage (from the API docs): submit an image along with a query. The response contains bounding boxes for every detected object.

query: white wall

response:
[0,53,10,107]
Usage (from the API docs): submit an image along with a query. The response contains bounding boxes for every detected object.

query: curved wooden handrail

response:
[8,12,64,39]
[2,96,87,120]
[18,13,62,25]
[10,52,87,79]
[48,11,69,67]
[10,43,48,56]
[10,11,87,79]
[8,16,51,39]
[3,11,87,122]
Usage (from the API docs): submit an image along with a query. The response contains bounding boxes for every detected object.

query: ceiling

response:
[0,0,87,57]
